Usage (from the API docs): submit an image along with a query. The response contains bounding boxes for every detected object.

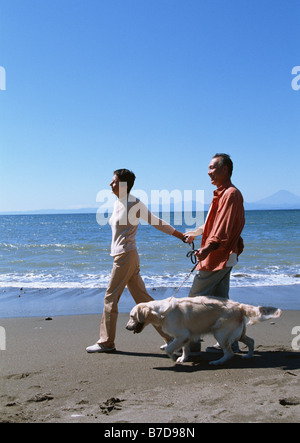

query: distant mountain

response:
[244,190,300,210]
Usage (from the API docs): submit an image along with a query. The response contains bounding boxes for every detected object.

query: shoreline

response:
[0,310,299,423]
[0,284,299,319]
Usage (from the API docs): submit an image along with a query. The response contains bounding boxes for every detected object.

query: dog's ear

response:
[136,305,151,324]
[147,308,165,325]
[136,305,163,326]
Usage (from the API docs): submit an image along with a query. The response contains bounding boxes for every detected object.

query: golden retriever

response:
[126,296,282,365]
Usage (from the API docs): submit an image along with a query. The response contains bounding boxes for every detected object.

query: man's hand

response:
[194,242,220,261]
[194,248,209,261]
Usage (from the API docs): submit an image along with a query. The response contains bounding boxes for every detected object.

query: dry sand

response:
[0,310,299,423]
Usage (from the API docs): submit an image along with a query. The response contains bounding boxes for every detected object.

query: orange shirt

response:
[197,180,245,271]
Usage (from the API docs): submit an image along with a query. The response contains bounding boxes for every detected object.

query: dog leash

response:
[185,240,197,265]
[168,262,197,299]
[172,240,198,295]
[162,241,199,315]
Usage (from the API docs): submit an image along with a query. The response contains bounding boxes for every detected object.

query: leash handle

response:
[162,242,198,314]
[186,240,198,265]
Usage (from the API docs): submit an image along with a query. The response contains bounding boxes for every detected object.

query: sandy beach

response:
[0,303,299,424]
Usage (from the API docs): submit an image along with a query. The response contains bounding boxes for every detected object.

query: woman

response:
[87,169,185,353]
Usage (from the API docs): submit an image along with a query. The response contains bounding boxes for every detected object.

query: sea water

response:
[0,210,299,316]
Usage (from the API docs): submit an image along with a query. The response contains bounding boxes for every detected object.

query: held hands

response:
[183,227,204,244]
[183,230,197,244]
[183,234,195,244]
[172,230,197,244]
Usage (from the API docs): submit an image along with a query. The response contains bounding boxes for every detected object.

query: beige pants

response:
[98,249,170,348]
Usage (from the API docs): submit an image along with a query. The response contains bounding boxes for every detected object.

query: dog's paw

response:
[176,355,187,364]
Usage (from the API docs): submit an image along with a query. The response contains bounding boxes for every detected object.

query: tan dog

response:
[126,296,282,365]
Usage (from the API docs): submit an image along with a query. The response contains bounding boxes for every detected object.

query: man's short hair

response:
[114,169,136,193]
[213,153,233,177]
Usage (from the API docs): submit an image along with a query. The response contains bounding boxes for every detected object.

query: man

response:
[86,169,185,353]
[185,153,245,352]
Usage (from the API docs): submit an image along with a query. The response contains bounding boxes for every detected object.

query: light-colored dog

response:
[126,296,282,365]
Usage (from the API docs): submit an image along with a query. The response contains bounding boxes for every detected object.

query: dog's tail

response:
[240,304,282,325]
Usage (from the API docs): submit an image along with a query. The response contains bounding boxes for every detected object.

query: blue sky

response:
[0,0,299,212]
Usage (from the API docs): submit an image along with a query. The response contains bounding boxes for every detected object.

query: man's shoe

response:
[231,341,240,353]
[189,341,201,353]
[86,343,116,353]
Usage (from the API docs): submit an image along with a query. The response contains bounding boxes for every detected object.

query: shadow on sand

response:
[153,348,300,372]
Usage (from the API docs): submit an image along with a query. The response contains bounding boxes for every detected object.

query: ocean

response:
[0,210,299,317]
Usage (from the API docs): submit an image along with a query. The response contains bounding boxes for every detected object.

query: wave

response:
[0,270,299,290]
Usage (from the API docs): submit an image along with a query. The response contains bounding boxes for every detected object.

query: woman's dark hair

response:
[213,153,233,177]
[114,169,136,193]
